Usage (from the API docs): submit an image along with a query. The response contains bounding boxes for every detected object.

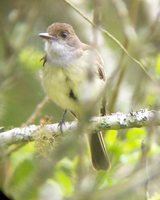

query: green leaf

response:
[105,130,118,146]
[10,143,35,168]
[6,158,37,200]
[54,169,73,196]
[19,47,43,72]
[126,128,146,141]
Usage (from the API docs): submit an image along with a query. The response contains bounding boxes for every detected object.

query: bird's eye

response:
[60,31,68,39]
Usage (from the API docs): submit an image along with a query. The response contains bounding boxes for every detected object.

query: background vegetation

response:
[0,0,160,199]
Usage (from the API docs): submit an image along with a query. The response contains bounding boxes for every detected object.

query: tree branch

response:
[1,109,160,146]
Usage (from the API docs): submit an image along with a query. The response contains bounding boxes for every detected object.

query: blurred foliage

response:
[0,0,160,200]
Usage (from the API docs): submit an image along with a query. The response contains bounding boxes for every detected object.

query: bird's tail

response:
[89,130,110,170]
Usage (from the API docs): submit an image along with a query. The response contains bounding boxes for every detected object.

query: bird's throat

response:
[45,41,83,67]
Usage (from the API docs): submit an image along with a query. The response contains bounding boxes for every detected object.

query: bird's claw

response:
[58,119,65,133]
[58,110,67,133]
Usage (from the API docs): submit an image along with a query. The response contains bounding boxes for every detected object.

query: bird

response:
[39,22,110,170]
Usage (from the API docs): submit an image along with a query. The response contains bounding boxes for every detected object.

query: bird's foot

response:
[58,110,67,133]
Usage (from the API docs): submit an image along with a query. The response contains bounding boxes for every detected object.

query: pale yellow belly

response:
[42,66,82,113]
[42,65,105,115]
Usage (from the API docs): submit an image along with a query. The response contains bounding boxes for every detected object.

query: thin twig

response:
[63,0,155,81]
[23,96,49,126]
[108,0,140,112]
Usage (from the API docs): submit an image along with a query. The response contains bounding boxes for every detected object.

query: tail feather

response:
[89,130,110,170]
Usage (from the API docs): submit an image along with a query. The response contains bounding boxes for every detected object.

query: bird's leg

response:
[58,110,68,133]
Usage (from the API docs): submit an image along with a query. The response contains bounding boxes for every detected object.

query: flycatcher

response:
[39,22,110,170]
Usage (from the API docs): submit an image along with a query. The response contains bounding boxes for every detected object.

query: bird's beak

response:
[39,33,55,40]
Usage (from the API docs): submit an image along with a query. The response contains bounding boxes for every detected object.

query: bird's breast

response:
[42,64,84,113]
[42,57,105,114]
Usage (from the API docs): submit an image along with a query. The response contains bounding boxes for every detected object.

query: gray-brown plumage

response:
[39,23,110,170]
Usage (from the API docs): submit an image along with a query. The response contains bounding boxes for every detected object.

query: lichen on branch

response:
[0,109,160,146]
